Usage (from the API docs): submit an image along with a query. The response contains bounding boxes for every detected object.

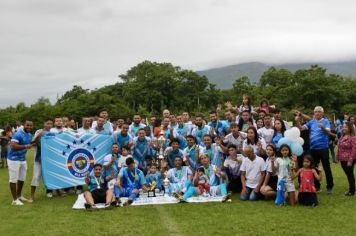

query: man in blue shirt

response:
[8,119,34,206]
[29,119,53,202]
[84,164,115,210]
[208,111,227,139]
[115,123,133,152]
[297,106,334,194]
[131,129,153,170]
[114,157,149,206]
[129,114,146,137]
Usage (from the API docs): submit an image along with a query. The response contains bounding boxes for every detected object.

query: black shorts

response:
[267,175,278,191]
[91,189,107,204]
[298,192,318,206]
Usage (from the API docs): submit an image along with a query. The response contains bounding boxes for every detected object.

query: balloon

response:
[284,127,300,140]
[277,137,293,148]
[296,137,304,146]
[291,142,303,156]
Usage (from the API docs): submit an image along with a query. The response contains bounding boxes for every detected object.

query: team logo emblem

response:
[67,148,94,178]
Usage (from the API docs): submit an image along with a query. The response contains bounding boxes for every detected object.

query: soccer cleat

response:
[221,192,232,203]
[18,196,28,202]
[123,199,133,207]
[12,199,24,206]
[326,189,333,195]
[172,192,185,203]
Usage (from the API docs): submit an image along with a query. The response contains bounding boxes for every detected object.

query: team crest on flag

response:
[67,148,95,178]
[41,132,114,190]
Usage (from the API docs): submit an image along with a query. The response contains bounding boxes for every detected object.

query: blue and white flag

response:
[41,132,115,190]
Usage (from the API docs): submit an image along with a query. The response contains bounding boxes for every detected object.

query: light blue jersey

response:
[129,123,146,137]
[191,125,210,145]
[132,138,152,169]
[202,143,223,168]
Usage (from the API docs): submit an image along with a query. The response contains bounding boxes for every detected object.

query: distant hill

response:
[197,60,356,89]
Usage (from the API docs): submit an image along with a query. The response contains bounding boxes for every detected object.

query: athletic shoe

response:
[326,189,333,195]
[123,199,133,206]
[344,191,355,196]
[27,199,34,203]
[172,192,185,203]
[222,192,232,203]
[12,199,24,206]
[18,196,28,202]
[47,193,53,198]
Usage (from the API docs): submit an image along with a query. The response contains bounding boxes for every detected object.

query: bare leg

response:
[289,192,296,206]
[106,190,114,204]
[83,191,94,206]
[16,181,24,198]
[260,186,276,199]
[30,186,36,201]
[10,183,17,200]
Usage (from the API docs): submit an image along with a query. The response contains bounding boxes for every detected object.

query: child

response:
[222,144,243,193]
[83,164,115,210]
[293,155,321,206]
[196,166,210,196]
[261,144,278,199]
[117,145,135,169]
[146,164,162,192]
[0,129,12,168]
[238,94,254,115]
[274,144,298,206]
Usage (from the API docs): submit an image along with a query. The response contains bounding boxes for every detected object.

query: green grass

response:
[0,149,356,236]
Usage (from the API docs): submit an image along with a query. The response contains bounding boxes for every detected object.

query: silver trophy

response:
[157,131,166,160]
[156,130,170,196]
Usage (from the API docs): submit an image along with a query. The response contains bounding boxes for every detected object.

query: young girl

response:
[242,127,267,157]
[261,145,278,199]
[195,166,210,196]
[257,98,275,114]
[272,119,286,146]
[274,144,298,205]
[293,155,321,206]
[238,94,254,115]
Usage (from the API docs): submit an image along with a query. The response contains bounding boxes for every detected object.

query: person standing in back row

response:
[297,106,335,194]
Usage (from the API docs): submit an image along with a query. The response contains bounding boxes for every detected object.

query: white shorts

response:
[209,185,220,197]
[8,160,27,183]
[31,161,42,187]
[285,180,296,192]
[107,179,116,189]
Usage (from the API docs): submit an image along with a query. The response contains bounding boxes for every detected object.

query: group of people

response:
[1,95,355,209]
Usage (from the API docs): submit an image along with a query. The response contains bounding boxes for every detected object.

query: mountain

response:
[197,60,356,89]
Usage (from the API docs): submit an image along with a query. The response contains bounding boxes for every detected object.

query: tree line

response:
[1,60,355,129]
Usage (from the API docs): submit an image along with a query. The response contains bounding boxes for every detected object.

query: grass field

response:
[0,149,355,236]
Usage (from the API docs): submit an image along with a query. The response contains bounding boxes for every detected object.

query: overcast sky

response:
[1,0,356,108]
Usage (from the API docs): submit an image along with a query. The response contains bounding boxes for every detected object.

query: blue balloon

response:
[291,142,303,156]
[277,137,293,148]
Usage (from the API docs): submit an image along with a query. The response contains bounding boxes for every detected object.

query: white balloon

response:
[297,137,304,146]
[284,129,295,140]
[285,127,300,140]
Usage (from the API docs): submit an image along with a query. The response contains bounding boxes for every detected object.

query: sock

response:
[183,187,197,200]
[114,186,120,197]
[220,183,227,196]
[184,180,192,190]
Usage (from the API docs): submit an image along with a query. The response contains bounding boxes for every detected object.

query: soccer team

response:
[1,95,355,209]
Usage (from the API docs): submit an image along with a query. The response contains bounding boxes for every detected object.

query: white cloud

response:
[0,0,356,107]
